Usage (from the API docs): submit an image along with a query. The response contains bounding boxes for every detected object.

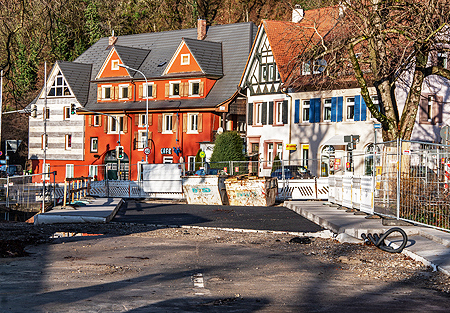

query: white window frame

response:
[169,81,181,97]
[269,64,275,81]
[139,114,147,127]
[65,134,72,150]
[163,113,173,134]
[187,113,199,133]
[89,165,98,178]
[108,115,124,134]
[93,115,101,126]
[119,84,129,100]
[137,130,147,150]
[255,102,263,125]
[66,164,74,179]
[163,156,173,164]
[187,156,196,172]
[189,80,200,97]
[346,97,355,121]
[275,101,283,124]
[143,83,154,99]
[276,143,283,160]
[111,60,120,70]
[90,137,98,153]
[323,98,332,122]
[102,85,112,100]
[302,100,310,122]
[267,143,274,165]
[48,71,71,97]
[427,95,434,121]
[302,61,311,75]
[260,65,267,82]
[64,107,71,120]
[181,54,190,65]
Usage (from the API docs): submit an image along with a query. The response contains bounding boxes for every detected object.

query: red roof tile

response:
[263,6,341,83]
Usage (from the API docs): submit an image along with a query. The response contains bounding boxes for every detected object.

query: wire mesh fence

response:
[374,140,450,230]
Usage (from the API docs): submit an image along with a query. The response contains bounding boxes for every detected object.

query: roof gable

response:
[163,40,203,75]
[37,61,92,105]
[57,61,92,105]
[96,45,150,79]
[263,6,341,82]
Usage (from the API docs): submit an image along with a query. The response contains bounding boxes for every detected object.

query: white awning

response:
[322,135,347,146]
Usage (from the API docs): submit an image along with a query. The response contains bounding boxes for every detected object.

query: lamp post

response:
[118,64,149,163]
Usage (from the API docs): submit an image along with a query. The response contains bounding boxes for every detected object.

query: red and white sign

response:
[143,147,151,155]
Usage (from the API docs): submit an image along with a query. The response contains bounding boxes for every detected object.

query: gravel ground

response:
[1,221,449,296]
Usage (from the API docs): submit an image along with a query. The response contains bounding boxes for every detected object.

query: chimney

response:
[292,4,304,23]
[109,30,118,46]
[197,18,207,40]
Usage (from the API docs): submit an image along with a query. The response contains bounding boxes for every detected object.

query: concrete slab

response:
[34,198,122,225]
[285,200,450,276]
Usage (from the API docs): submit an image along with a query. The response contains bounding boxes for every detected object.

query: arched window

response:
[320,145,335,177]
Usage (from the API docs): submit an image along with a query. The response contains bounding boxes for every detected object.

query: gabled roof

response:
[73,22,256,111]
[113,45,150,74]
[183,38,223,77]
[55,61,92,105]
[262,6,341,83]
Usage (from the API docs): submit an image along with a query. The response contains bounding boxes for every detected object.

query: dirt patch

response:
[1,221,450,295]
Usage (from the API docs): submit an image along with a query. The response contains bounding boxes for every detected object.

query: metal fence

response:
[373,139,450,230]
[0,172,57,220]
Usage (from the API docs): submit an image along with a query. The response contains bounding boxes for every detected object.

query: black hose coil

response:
[361,227,408,253]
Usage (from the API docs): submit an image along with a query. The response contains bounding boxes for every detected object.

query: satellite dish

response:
[217,127,224,134]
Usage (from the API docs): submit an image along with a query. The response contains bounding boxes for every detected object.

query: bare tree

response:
[285,0,450,141]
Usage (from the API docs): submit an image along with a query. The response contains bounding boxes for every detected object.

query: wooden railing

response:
[63,177,93,206]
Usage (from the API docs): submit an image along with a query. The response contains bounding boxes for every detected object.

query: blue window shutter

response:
[313,98,321,123]
[331,97,337,122]
[337,97,343,122]
[354,96,361,121]
[294,99,300,123]
[361,96,367,121]
[309,99,314,123]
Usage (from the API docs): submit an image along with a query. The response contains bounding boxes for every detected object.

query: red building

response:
[29,21,255,182]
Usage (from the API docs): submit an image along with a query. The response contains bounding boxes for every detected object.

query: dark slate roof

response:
[58,61,92,105]
[112,45,150,76]
[182,38,223,77]
[72,22,256,111]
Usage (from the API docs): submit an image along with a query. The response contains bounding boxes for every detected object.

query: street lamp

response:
[118,64,149,163]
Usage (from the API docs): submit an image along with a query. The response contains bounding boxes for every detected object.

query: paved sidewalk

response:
[285,200,450,275]
[33,198,123,225]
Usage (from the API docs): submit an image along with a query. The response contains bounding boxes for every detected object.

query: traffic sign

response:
[143,147,151,155]
[199,151,206,158]
[374,123,382,129]
[0,151,2,156]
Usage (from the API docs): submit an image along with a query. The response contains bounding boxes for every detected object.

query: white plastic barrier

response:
[342,176,353,208]
[335,176,343,205]
[328,176,336,203]
[360,176,374,214]
[352,176,361,209]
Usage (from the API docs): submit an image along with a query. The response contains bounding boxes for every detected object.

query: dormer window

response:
[181,54,190,65]
[111,60,120,70]
[48,71,71,97]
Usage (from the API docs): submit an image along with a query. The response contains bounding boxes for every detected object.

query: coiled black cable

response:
[361,227,408,253]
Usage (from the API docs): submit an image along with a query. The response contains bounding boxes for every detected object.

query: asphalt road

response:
[113,200,323,233]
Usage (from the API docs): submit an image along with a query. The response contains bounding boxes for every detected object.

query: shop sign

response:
[161,148,172,155]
